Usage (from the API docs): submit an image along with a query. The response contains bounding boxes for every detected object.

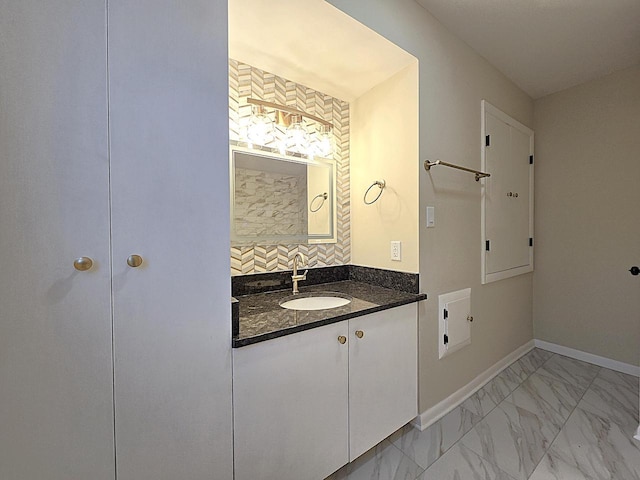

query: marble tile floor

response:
[325,348,640,480]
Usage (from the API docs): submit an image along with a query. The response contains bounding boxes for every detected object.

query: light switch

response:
[426,206,435,228]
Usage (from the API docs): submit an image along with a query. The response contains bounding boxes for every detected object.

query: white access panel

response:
[439,289,472,359]
[481,100,534,284]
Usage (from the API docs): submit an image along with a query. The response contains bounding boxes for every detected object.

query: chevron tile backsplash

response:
[229,59,351,275]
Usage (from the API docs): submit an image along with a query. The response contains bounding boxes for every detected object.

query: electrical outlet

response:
[390,241,402,261]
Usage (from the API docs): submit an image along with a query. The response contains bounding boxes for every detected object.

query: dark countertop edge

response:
[232,265,420,296]
[232,293,427,348]
[231,297,240,337]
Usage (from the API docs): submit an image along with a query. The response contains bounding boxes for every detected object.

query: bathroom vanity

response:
[227,53,425,479]
[231,268,426,480]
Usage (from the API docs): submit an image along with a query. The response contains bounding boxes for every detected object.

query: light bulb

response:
[246,105,274,146]
[285,115,309,154]
[314,124,334,158]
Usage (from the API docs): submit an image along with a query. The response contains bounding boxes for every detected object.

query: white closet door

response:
[108,1,233,479]
[0,2,115,479]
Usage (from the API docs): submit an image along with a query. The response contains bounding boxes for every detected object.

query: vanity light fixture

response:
[246,97,334,158]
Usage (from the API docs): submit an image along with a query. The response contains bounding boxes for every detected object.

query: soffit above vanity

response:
[229,0,416,101]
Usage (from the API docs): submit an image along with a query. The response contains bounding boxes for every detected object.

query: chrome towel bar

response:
[424,159,490,181]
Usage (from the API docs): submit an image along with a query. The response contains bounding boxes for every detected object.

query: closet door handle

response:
[630,266,639,276]
[127,255,143,268]
[73,257,94,272]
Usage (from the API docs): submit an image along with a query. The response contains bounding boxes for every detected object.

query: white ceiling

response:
[415,0,640,98]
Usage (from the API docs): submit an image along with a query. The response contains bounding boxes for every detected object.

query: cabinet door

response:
[482,101,534,284]
[485,112,514,273]
[233,322,350,480]
[108,1,233,478]
[0,3,114,479]
[485,113,531,274]
[349,304,418,461]
[509,127,532,264]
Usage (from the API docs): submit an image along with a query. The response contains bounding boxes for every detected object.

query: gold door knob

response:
[337,335,347,344]
[355,330,364,339]
[73,257,93,272]
[127,254,143,268]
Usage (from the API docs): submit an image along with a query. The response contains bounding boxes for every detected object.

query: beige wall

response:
[329,0,534,410]
[533,65,640,367]
[351,63,420,273]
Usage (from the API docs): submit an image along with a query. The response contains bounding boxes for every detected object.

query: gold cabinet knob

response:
[337,335,347,345]
[73,257,93,272]
[355,330,364,339]
[127,254,143,268]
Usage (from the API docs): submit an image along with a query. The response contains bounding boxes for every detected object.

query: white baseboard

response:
[534,340,640,377]
[411,340,535,431]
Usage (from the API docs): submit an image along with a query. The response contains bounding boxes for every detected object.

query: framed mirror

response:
[230,144,337,246]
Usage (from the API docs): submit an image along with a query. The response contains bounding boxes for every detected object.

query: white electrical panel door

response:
[482,100,534,284]
[439,289,471,359]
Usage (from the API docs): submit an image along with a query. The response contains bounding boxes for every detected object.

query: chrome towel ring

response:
[364,180,386,205]
[309,192,328,212]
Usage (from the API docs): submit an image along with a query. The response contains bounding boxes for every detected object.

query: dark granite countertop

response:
[233,280,427,348]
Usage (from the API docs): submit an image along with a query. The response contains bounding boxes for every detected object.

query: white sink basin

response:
[280,294,352,311]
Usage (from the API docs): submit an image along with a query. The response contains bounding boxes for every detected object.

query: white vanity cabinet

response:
[348,304,418,460]
[233,321,350,480]
[232,303,418,480]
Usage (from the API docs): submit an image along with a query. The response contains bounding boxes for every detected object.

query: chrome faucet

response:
[291,253,308,294]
